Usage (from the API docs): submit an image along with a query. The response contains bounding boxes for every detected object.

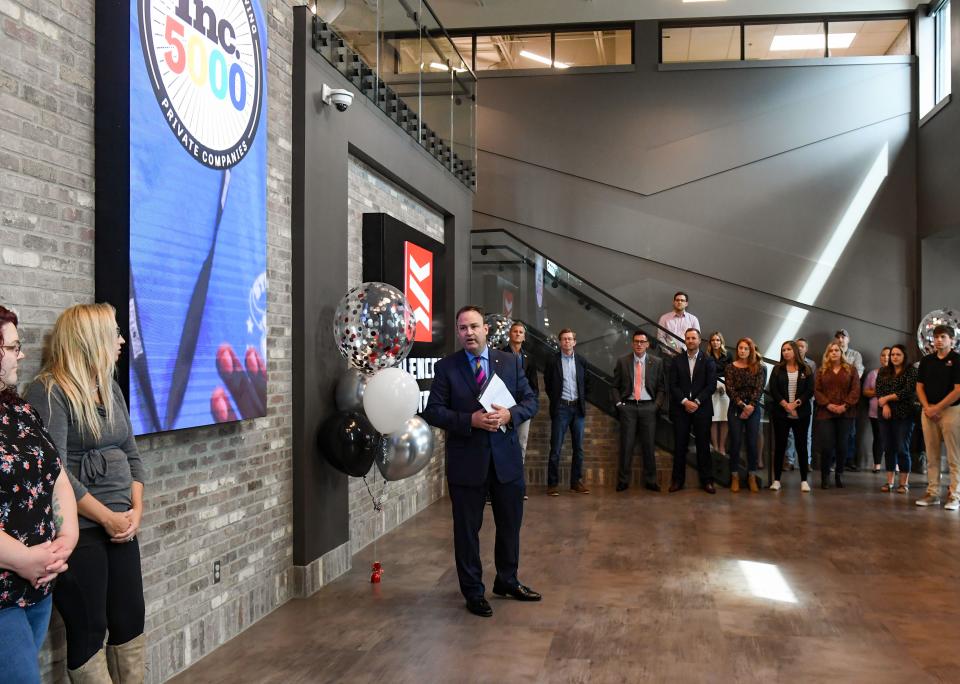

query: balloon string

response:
[363,470,385,572]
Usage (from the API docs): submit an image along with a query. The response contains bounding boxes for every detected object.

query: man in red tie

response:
[612,331,667,492]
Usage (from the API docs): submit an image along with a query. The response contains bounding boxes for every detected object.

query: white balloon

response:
[363,368,420,434]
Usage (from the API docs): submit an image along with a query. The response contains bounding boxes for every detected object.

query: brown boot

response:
[106,634,145,684]
[68,649,111,684]
[730,475,740,493]
[748,474,759,493]
[570,480,590,494]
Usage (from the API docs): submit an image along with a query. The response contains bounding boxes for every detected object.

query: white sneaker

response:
[916,493,941,507]
[769,481,781,491]
[801,481,811,492]
[945,497,960,511]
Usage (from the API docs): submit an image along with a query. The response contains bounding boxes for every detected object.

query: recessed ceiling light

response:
[770,33,855,51]
[519,49,570,68]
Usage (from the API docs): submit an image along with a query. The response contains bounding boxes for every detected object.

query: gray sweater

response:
[24,379,145,529]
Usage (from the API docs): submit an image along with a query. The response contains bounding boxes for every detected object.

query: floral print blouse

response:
[0,398,61,610]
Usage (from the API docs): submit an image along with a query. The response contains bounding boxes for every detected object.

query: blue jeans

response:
[878,417,913,474]
[548,405,585,487]
[728,405,762,476]
[0,594,53,684]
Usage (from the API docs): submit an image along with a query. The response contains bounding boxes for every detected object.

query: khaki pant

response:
[922,405,960,498]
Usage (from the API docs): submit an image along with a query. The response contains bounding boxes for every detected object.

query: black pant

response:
[53,527,145,670]
[671,409,714,487]
[447,459,524,601]
[617,401,658,487]
[869,417,884,466]
[773,414,810,481]
[817,417,854,480]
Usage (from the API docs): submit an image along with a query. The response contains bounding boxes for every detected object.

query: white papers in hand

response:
[478,373,516,432]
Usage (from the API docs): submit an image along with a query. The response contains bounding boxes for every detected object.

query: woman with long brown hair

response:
[25,303,145,683]
[814,341,861,489]
[769,340,814,492]
[707,331,733,456]
[0,305,78,683]
[876,344,917,494]
[725,337,766,493]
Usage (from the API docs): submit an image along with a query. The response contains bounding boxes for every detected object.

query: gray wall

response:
[918,2,960,316]
[474,20,918,367]
[292,8,473,570]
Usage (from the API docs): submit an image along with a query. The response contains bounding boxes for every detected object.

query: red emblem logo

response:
[404,241,433,343]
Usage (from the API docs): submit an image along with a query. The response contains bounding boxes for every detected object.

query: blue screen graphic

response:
[128,0,268,434]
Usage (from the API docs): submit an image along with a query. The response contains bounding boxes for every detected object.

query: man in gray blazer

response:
[612,330,667,492]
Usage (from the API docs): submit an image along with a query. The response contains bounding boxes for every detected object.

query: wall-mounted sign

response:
[404,241,433,343]
[95,0,269,435]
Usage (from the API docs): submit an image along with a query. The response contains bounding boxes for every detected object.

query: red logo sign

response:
[404,241,433,343]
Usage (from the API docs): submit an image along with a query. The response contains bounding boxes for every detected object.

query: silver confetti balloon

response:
[334,368,369,412]
[375,416,435,481]
[917,309,960,355]
[334,282,416,374]
[484,314,513,350]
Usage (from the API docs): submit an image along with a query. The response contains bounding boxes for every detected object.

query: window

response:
[474,33,553,70]
[661,25,740,63]
[935,1,952,103]
[662,16,913,64]
[554,29,632,67]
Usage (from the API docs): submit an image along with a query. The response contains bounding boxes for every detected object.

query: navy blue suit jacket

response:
[424,348,539,487]
[668,350,717,418]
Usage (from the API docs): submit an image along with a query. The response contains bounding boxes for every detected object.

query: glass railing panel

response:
[451,59,476,183]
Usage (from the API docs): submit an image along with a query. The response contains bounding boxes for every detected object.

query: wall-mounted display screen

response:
[96,0,269,435]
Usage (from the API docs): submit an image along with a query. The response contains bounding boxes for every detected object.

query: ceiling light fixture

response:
[682,0,726,3]
[429,62,467,72]
[770,33,855,51]
[519,49,569,68]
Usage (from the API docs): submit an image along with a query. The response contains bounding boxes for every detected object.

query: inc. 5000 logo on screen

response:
[139,0,263,169]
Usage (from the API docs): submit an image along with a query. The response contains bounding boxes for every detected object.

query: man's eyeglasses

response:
[1,341,22,354]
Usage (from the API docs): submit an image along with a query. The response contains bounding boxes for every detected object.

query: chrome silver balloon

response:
[335,368,369,412]
[917,309,960,355]
[333,282,417,374]
[375,416,435,481]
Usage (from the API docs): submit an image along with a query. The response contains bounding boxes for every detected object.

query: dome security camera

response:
[321,84,354,112]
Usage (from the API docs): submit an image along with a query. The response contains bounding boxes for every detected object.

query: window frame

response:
[933,0,952,105]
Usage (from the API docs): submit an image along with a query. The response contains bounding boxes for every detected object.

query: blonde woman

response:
[25,304,145,683]
[814,341,861,489]
[707,332,733,456]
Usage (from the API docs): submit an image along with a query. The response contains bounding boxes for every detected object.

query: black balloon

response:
[319,411,379,477]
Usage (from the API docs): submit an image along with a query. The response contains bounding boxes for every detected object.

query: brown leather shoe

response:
[730,475,740,493]
[570,480,590,494]
[547,486,559,496]
[748,474,759,493]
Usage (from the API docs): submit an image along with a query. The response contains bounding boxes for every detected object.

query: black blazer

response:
[611,352,666,409]
[667,350,717,417]
[768,365,814,420]
[500,344,539,395]
[543,352,589,418]
[423,348,539,487]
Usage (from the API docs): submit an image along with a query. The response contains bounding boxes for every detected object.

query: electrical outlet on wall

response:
[214,560,221,584]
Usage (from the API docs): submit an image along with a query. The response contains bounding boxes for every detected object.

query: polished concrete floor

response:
[171,472,960,683]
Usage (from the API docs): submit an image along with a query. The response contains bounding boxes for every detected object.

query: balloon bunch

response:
[319,283,436,482]
[917,309,960,355]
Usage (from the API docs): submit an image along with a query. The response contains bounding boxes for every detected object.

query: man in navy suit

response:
[667,328,718,494]
[543,328,591,496]
[423,305,541,617]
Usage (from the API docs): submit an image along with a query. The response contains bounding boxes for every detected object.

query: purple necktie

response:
[474,357,486,386]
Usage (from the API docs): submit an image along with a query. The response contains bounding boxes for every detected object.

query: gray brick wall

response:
[1,1,298,682]
[345,155,447,557]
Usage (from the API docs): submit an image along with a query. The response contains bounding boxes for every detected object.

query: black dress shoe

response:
[835,474,845,488]
[616,482,629,492]
[493,581,542,601]
[846,464,859,472]
[669,482,683,493]
[821,477,832,489]
[465,596,493,617]
[703,483,716,495]
[645,481,661,492]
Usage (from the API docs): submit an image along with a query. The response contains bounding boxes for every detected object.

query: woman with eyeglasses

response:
[861,347,891,473]
[0,305,79,684]
[814,341,861,489]
[876,344,917,494]
[25,303,146,683]
[707,331,733,457]
[725,337,766,493]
